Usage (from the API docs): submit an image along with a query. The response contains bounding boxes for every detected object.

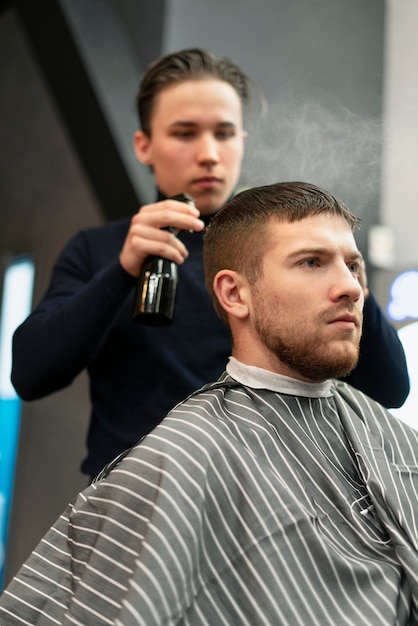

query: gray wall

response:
[163,0,384,256]
[0,0,385,583]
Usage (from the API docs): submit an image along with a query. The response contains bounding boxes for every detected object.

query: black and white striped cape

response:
[1,360,418,625]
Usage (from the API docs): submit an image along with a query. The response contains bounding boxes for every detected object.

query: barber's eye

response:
[216,129,235,139]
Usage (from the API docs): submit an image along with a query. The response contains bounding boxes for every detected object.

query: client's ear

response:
[213,270,250,320]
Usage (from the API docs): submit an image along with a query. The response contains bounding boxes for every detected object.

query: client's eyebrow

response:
[288,247,364,263]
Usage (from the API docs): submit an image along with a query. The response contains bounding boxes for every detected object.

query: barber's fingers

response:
[135,198,204,232]
[119,199,204,277]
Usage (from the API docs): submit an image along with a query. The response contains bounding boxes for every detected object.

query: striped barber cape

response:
[1,359,418,625]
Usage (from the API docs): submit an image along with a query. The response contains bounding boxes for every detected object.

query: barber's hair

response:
[136,48,254,136]
[203,182,362,323]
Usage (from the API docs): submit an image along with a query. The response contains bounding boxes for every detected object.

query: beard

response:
[253,301,362,383]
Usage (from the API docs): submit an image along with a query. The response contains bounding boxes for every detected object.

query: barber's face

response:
[249,214,364,382]
[134,79,246,215]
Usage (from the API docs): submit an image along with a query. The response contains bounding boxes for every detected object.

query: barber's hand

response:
[119,198,204,277]
[358,259,370,300]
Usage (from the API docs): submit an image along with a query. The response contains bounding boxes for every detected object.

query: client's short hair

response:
[203,181,361,323]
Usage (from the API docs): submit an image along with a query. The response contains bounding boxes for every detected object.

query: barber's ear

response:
[213,270,250,319]
[133,131,153,165]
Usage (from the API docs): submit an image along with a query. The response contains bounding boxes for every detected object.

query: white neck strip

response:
[226,357,333,398]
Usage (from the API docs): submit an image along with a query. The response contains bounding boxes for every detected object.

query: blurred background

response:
[0,0,417,587]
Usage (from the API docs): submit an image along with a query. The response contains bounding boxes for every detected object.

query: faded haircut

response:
[203,182,362,323]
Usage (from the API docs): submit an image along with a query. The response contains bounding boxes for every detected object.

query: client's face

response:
[249,214,364,382]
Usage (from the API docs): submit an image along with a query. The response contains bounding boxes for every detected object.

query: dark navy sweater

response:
[11,216,410,476]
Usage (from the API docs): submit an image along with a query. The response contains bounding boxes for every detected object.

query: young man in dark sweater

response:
[11,49,409,479]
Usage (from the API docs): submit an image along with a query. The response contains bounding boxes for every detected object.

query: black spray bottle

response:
[132,193,195,325]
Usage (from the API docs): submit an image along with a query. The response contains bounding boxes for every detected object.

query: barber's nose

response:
[196,134,219,164]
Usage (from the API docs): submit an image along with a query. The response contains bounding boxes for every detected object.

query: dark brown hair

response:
[136,48,255,136]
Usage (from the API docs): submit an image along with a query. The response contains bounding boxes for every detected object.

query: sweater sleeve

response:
[342,291,410,408]
[11,228,136,400]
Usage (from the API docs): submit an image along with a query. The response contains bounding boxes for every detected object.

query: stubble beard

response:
[254,306,361,383]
